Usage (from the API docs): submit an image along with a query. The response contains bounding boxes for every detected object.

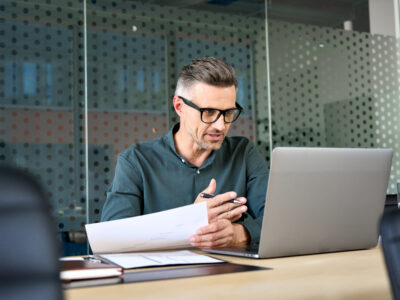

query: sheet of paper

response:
[99,250,224,269]
[85,202,208,254]
[59,257,84,261]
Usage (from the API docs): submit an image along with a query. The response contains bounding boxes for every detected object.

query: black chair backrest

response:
[381,209,400,300]
[0,165,62,300]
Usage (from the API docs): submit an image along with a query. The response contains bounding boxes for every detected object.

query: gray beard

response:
[195,135,223,151]
[187,129,223,151]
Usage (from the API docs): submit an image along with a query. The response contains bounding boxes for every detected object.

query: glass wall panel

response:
[6,0,400,256]
[0,0,87,255]
[1,0,269,256]
[85,1,169,228]
[266,0,400,193]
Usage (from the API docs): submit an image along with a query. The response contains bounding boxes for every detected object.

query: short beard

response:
[195,132,224,151]
[197,139,222,151]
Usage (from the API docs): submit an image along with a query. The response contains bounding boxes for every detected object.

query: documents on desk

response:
[85,202,223,268]
[99,250,224,269]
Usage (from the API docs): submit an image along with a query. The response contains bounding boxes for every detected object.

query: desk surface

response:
[64,247,391,300]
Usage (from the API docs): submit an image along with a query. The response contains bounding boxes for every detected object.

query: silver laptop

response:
[204,147,393,258]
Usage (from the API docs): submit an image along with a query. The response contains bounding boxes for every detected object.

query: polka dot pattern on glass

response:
[268,20,400,193]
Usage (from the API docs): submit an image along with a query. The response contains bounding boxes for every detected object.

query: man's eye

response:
[203,109,218,116]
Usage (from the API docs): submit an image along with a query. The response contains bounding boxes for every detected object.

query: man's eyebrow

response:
[202,106,237,110]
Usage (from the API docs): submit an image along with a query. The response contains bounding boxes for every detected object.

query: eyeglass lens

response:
[202,109,240,123]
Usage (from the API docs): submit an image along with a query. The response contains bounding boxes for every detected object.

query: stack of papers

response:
[85,203,224,269]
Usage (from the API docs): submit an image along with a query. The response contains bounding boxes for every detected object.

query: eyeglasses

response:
[178,96,243,124]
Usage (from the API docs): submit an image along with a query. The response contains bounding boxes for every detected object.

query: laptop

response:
[203,147,393,258]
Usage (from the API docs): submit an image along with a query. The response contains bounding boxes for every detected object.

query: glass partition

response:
[266,0,400,193]
[0,0,87,255]
[2,0,400,256]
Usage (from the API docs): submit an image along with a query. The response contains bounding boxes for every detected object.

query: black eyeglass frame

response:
[178,96,243,124]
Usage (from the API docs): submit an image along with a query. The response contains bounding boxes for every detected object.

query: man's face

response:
[180,82,237,151]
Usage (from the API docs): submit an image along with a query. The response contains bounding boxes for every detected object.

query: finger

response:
[212,200,245,217]
[207,191,237,209]
[190,221,234,248]
[191,228,227,243]
[194,179,217,205]
[190,236,231,248]
[218,205,247,222]
[195,221,222,236]
[205,193,237,222]
[208,199,246,222]
[202,178,216,196]
[196,218,231,234]
[234,197,247,205]
[230,212,243,222]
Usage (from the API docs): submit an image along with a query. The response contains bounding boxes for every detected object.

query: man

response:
[101,57,269,248]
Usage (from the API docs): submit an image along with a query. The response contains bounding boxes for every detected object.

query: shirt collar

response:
[166,123,218,169]
[166,123,180,155]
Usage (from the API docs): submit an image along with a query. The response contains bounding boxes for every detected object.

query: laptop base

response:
[202,244,260,259]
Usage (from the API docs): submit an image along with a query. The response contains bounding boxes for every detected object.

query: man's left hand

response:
[189,221,250,248]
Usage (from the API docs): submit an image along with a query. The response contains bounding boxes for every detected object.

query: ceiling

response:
[148,0,370,31]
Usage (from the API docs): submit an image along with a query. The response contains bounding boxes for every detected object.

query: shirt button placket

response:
[197,169,200,175]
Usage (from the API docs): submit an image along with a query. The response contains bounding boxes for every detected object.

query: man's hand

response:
[194,178,247,223]
[189,221,250,248]
[191,178,250,248]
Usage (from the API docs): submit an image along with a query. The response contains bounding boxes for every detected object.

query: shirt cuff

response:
[237,214,263,244]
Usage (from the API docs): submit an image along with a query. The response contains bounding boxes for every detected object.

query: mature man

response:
[101,57,269,248]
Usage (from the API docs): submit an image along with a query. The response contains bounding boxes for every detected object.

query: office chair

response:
[381,209,400,300]
[0,165,62,300]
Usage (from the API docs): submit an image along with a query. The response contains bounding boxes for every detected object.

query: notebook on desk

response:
[203,147,393,259]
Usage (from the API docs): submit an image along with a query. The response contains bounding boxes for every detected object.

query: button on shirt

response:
[101,123,269,243]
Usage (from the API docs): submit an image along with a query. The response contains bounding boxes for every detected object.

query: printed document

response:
[100,250,224,269]
[86,202,208,254]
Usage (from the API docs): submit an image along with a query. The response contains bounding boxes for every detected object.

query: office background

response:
[1,0,399,255]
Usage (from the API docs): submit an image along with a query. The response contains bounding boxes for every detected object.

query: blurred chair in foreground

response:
[0,165,62,300]
[381,209,400,300]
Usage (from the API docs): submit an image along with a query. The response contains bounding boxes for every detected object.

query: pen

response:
[200,192,242,204]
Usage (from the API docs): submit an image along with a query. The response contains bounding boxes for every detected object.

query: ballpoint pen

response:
[200,192,242,204]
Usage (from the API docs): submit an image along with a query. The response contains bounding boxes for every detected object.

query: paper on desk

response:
[99,250,224,269]
[85,202,208,254]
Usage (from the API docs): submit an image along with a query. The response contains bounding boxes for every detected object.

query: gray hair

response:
[174,57,238,98]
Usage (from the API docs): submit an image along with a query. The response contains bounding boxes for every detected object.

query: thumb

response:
[202,178,216,195]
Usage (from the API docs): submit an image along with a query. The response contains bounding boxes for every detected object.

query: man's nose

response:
[211,113,226,131]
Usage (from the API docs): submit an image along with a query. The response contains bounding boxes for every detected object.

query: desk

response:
[64,247,391,300]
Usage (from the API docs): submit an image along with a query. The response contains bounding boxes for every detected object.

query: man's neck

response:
[173,128,212,168]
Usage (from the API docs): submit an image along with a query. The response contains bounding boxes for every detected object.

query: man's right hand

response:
[194,178,247,223]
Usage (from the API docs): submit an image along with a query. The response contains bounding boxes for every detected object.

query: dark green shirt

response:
[101,123,269,243]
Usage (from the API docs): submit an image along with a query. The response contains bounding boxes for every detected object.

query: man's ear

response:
[173,96,184,117]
